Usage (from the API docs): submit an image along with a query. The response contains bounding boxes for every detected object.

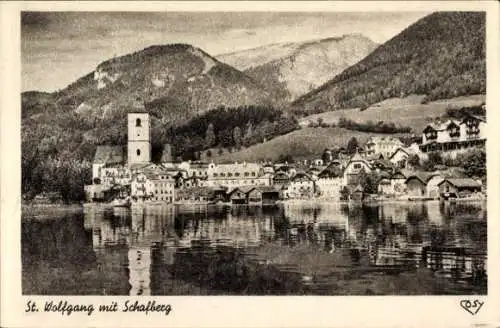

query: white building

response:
[343,152,373,186]
[420,114,486,156]
[203,162,270,188]
[365,136,404,159]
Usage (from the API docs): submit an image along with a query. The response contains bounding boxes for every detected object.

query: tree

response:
[408,154,420,168]
[357,169,379,194]
[346,137,359,154]
[243,122,253,147]
[422,151,443,171]
[205,123,216,148]
[233,126,242,149]
[460,149,486,178]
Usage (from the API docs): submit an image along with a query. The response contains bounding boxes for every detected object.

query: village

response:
[84,106,487,207]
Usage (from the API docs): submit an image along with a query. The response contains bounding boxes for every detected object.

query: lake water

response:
[22,201,487,295]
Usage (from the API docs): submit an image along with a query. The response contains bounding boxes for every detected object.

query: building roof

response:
[347,151,372,169]
[317,164,343,178]
[93,145,125,165]
[389,147,409,160]
[405,172,440,185]
[438,178,482,188]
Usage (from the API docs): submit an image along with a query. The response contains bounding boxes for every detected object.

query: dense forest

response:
[292,12,485,113]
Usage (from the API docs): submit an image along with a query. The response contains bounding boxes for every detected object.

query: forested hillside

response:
[292,12,485,113]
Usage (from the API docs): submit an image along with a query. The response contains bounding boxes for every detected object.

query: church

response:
[84,107,174,202]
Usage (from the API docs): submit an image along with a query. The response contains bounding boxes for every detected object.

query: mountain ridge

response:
[291,12,486,113]
[217,34,378,103]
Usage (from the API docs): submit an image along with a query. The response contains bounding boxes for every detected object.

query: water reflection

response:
[22,201,487,295]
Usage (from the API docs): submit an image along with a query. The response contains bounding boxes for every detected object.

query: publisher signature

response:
[460,299,484,315]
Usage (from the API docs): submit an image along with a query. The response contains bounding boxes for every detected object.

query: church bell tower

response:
[128,112,151,166]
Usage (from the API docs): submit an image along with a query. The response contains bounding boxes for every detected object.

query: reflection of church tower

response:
[128,247,151,296]
[127,102,151,166]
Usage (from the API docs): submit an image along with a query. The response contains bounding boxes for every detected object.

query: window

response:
[136,118,142,127]
[251,172,256,176]
[353,163,362,169]
[137,149,141,156]
[244,172,249,177]
[213,173,218,177]
[228,173,233,177]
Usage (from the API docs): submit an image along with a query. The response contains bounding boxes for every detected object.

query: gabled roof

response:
[93,145,125,165]
[346,152,372,169]
[291,171,313,181]
[389,147,409,160]
[438,178,482,188]
[405,172,440,185]
[461,114,486,123]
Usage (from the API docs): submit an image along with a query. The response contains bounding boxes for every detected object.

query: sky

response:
[21,11,430,92]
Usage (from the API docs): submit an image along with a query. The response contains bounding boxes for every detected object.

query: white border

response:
[2,2,500,327]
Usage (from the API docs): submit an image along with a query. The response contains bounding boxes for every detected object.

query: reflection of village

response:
[84,201,487,295]
[84,108,486,206]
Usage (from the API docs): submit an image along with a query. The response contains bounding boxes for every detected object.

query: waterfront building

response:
[437,178,482,198]
[389,170,410,195]
[204,162,270,188]
[131,170,175,203]
[365,136,404,159]
[316,165,343,199]
[246,186,280,204]
[91,145,126,184]
[426,174,445,199]
[343,151,373,186]
[404,173,440,198]
[285,172,316,199]
[420,114,486,155]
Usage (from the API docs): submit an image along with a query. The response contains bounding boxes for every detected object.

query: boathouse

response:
[438,178,482,198]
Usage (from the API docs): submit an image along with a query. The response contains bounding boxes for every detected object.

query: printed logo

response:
[460,299,484,315]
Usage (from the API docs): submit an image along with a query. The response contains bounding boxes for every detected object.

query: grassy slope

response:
[213,127,410,163]
[298,94,485,133]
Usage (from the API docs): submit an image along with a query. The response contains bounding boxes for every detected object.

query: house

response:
[259,186,280,205]
[286,172,316,199]
[365,136,404,159]
[438,178,482,198]
[244,186,280,204]
[390,170,409,195]
[316,164,343,199]
[426,174,445,199]
[377,178,392,195]
[84,184,108,202]
[272,171,291,190]
[389,147,410,168]
[205,162,268,188]
[227,187,248,204]
[420,114,486,155]
[92,145,126,183]
[404,173,438,198]
[343,152,372,186]
[131,171,175,202]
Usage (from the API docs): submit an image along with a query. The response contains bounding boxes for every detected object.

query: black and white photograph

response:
[19,9,490,296]
[2,2,500,327]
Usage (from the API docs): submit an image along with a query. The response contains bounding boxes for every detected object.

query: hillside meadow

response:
[212,127,411,163]
[298,94,485,133]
